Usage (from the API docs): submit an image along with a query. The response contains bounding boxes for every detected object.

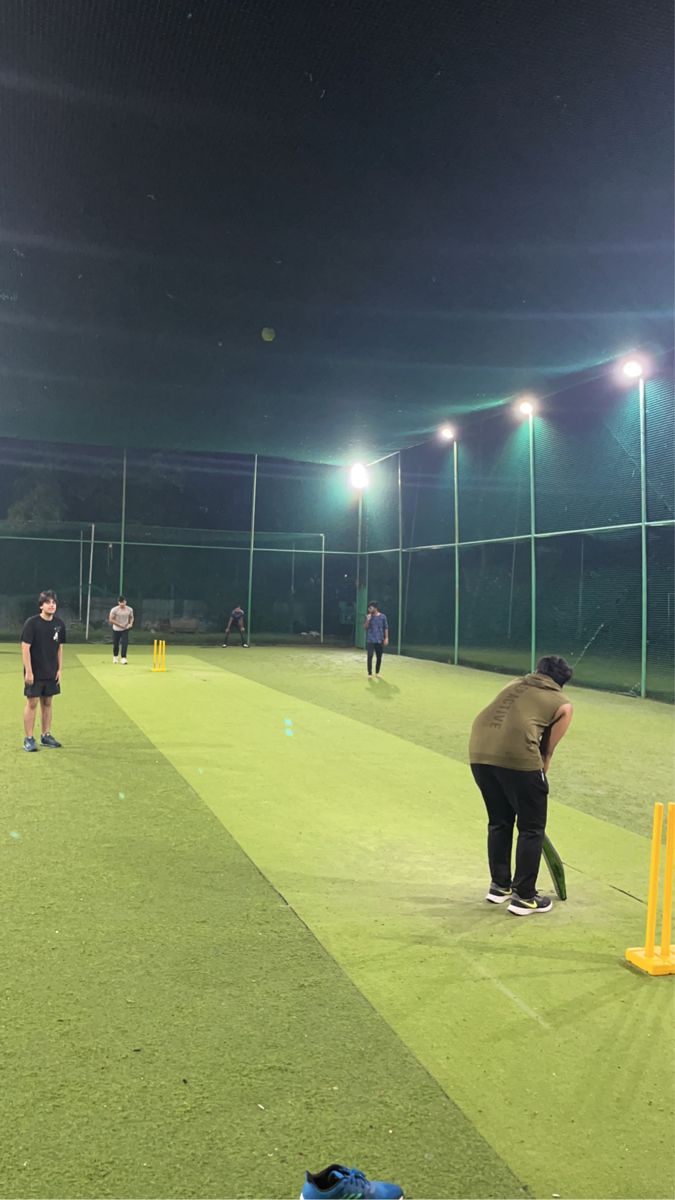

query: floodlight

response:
[621,359,644,380]
[350,463,369,489]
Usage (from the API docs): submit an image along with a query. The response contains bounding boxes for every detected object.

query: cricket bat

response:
[542,835,567,901]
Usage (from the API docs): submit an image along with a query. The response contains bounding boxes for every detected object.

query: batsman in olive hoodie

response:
[469,657,573,908]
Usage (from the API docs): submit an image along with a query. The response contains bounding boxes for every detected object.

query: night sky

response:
[0,0,672,462]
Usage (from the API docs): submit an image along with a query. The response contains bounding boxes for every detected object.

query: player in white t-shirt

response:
[108,596,134,664]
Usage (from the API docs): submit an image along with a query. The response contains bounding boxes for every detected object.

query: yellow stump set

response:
[625,802,675,976]
[152,639,167,673]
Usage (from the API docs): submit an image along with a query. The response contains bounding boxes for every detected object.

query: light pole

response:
[621,359,648,697]
[351,464,368,648]
[517,399,537,672]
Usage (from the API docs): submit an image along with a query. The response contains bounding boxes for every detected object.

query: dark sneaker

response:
[508,892,553,916]
[40,733,62,748]
[486,884,513,905]
[23,736,38,753]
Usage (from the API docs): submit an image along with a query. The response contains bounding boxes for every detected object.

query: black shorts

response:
[24,679,60,698]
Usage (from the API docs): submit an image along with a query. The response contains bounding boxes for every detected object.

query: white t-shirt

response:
[109,605,134,631]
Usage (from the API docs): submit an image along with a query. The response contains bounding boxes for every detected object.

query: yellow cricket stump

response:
[151,639,167,673]
[625,802,675,976]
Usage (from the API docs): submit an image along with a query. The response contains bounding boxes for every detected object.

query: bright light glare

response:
[350,462,369,489]
[438,424,455,441]
[518,399,535,416]
[621,359,644,379]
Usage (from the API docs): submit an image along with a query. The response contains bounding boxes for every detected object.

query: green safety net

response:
[0,362,672,699]
[367,362,674,700]
[401,547,455,661]
[458,540,532,675]
[536,529,642,695]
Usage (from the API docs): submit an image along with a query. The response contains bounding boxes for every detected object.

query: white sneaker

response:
[243,643,249,648]
[121,657,127,665]
[113,657,118,664]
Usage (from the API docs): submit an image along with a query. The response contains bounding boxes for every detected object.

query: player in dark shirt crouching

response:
[223,605,248,647]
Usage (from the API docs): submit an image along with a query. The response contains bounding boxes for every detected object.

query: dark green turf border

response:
[0,649,528,1200]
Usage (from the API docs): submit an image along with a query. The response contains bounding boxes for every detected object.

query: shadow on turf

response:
[365,678,400,698]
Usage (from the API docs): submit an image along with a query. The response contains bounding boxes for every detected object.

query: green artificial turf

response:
[190,644,674,840]
[0,648,523,1200]
[1,643,673,1200]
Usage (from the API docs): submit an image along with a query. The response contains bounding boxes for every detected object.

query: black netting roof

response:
[0,0,672,462]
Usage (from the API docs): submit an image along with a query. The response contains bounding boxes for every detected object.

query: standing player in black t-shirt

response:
[222,605,248,647]
[21,590,67,752]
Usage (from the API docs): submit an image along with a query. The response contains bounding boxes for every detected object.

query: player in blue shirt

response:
[364,601,389,677]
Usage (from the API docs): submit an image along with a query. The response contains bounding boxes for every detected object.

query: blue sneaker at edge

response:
[23,736,38,753]
[40,733,62,748]
[301,1164,404,1199]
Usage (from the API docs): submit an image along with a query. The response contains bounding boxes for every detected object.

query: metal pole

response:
[507,541,516,641]
[639,376,648,697]
[78,529,84,623]
[577,537,584,637]
[528,413,537,672]
[119,449,127,595]
[247,454,258,643]
[320,534,325,644]
[453,439,460,666]
[355,492,363,647]
[85,523,95,641]
[397,452,403,655]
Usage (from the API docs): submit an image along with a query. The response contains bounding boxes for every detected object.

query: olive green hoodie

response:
[469,672,570,771]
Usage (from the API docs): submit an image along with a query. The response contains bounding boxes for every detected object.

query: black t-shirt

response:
[229,608,245,622]
[21,615,67,679]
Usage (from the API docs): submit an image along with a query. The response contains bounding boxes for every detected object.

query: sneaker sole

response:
[507,902,553,916]
[486,892,512,904]
[300,1193,404,1199]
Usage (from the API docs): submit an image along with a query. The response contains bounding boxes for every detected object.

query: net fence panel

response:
[255,457,357,552]
[458,540,531,674]
[459,412,530,543]
[119,543,249,638]
[536,530,641,694]
[646,370,675,523]
[535,384,640,533]
[323,553,358,640]
[647,526,674,703]
[401,441,454,548]
[365,456,399,552]
[0,534,84,637]
[0,438,123,534]
[251,550,322,639]
[365,551,399,647]
[401,547,454,661]
[126,448,255,533]
[123,525,252,550]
